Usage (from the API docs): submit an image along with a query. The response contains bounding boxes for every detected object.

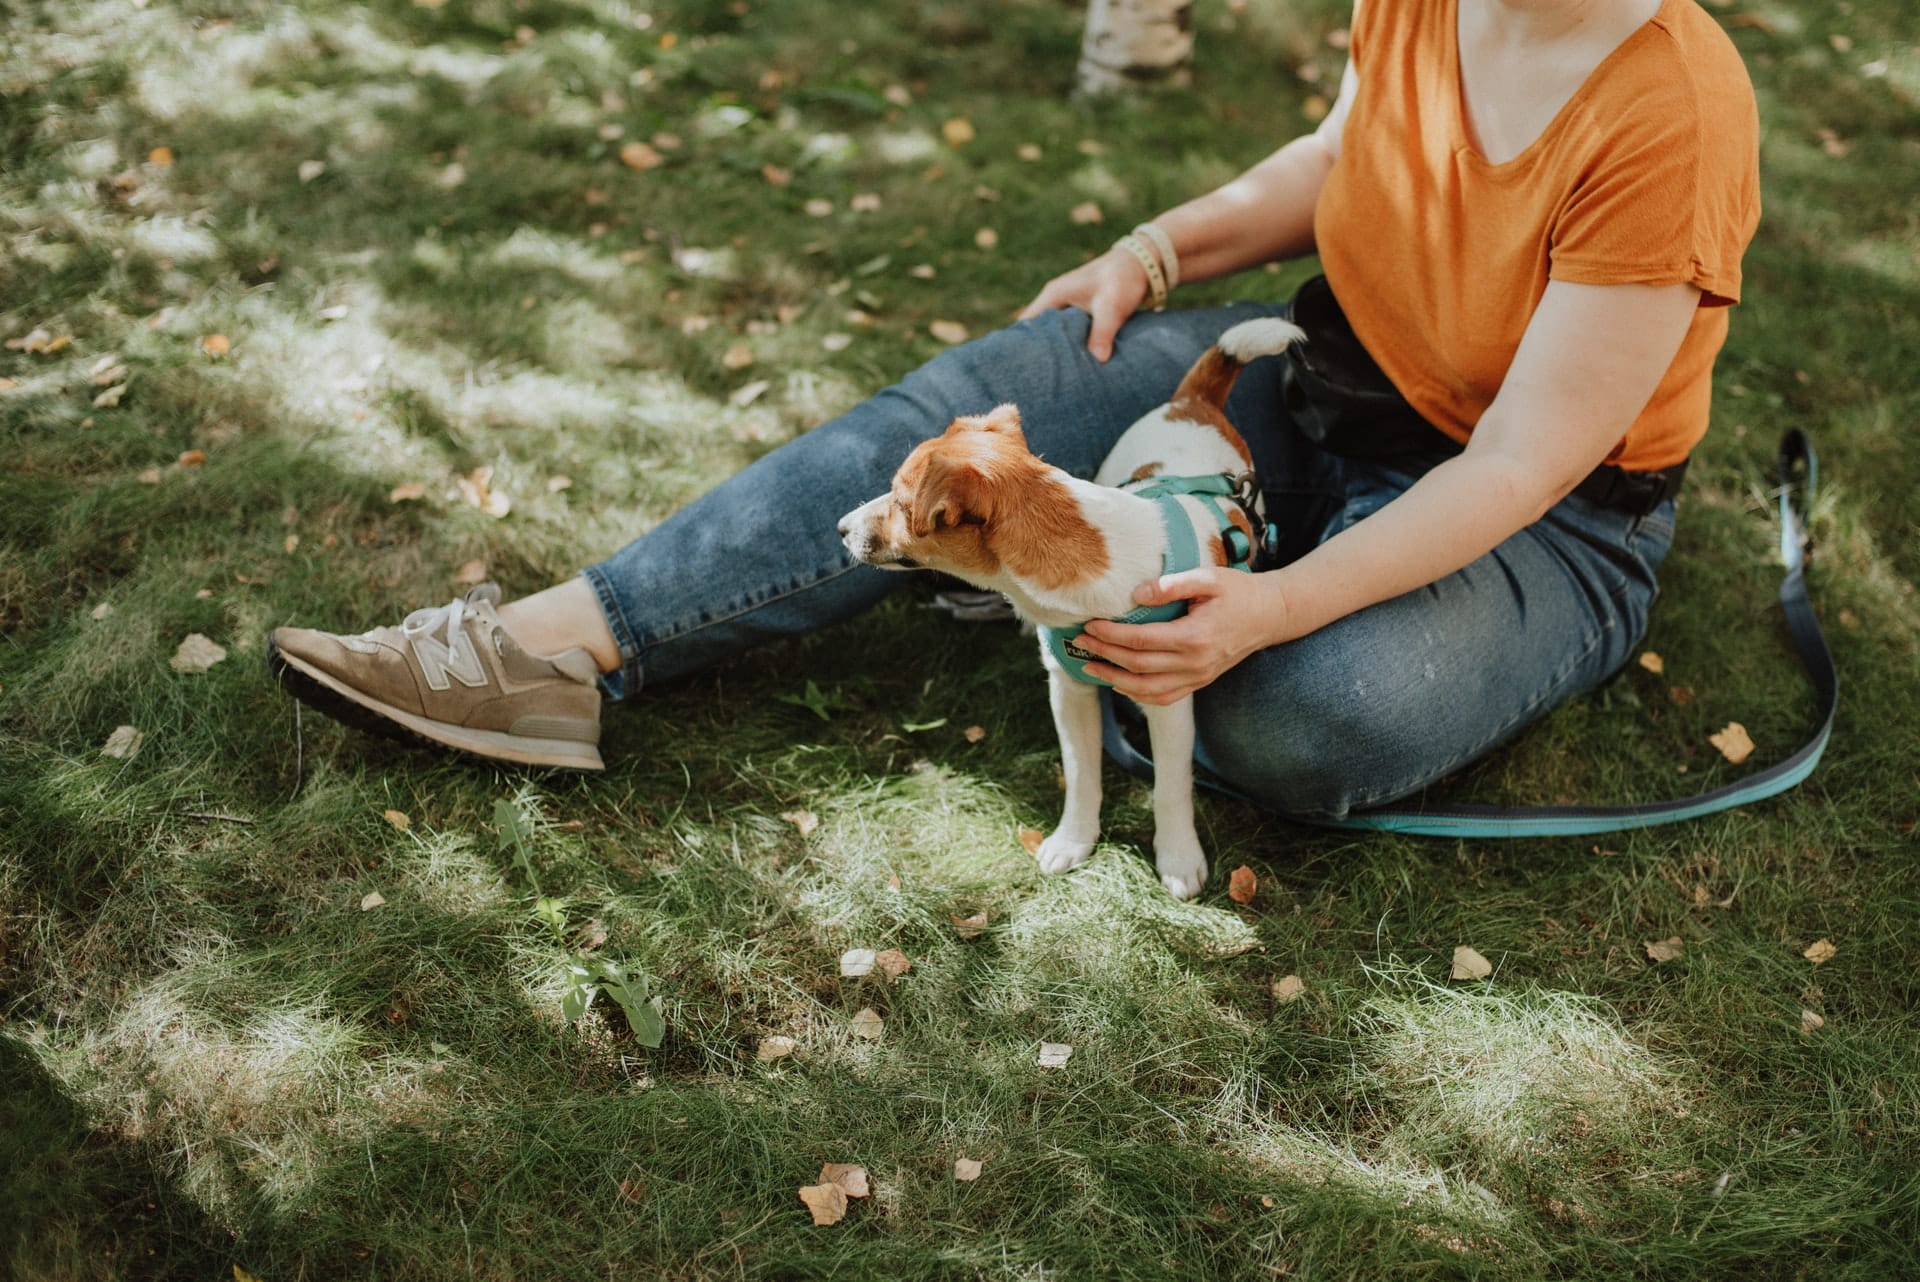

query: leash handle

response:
[1100,430,1838,838]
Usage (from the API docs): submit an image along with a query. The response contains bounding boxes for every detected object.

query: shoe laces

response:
[399,595,467,646]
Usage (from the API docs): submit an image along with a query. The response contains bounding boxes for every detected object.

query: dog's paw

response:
[1154,838,1208,901]
[1036,831,1096,875]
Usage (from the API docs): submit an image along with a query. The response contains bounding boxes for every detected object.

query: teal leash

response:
[1098,430,1837,836]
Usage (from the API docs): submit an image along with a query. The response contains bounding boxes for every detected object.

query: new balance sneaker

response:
[268,584,605,770]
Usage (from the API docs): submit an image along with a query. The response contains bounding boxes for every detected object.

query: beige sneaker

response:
[268,584,605,770]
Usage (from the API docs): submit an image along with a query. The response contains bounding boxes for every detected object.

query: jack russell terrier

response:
[838,318,1306,899]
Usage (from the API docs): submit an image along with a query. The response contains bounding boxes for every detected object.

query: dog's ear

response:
[909,457,988,537]
[948,403,1026,447]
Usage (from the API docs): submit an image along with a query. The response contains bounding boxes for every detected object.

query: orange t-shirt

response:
[1314,0,1760,471]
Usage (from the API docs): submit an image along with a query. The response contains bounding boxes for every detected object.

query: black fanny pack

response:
[1280,275,1686,517]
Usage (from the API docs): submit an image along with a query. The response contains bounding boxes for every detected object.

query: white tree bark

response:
[1076,0,1196,96]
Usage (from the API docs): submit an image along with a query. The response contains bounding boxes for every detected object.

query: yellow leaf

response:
[930,320,970,345]
[1637,651,1665,675]
[178,449,207,467]
[201,334,230,357]
[1228,866,1257,904]
[361,890,386,910]
[761,163,792,187]
[875,948,911,979]
[757,1035,796,1061]
[1068,201,1104,225]
[848,1007,883,1039]
[963,723,986,743]
[234,1266,265,1282]
[149,146,175,167]
[1709,722,1755,765]
[620,141,664,171]
[1018,826,1044,856]
[169,633,227,673]
[1799,1008,1824,1034]
[1644,935,1684,963]
[941,117,976,147]
[950,910,987,939]
[382,809,411,831]
[1272,974,1305,1004]
[101,725,145,760]
[1016,143,1042,161]
[721,341,754,370]
[389,480,428,502]
[974,227,999,250]
[1450,945,1493,980]
[819,1163,869,1198]
[547,475,573,493]
[1803,938,1836,965]
[954,1157,983,1182]
[797,1182,846,1225]
[780,809,820,837]
[1302,94,1330,121]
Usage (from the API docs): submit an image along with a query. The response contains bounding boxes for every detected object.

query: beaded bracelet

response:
[1112,233,1168,311]
[1132,222,1180,292]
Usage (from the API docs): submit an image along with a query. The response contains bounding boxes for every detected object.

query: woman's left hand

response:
[1073,569,1294,704]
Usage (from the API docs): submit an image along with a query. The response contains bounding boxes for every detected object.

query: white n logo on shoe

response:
[411,628,489,691]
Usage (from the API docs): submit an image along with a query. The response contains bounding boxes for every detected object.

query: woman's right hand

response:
[1016,248,1151,363]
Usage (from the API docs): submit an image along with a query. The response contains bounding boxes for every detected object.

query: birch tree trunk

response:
[1076,0,1196,96]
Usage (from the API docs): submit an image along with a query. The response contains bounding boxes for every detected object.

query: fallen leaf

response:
[909,263,937,279]
[875,949,911,978]
[170,633,227,673]
[1017,143,1042,161]
[760,163,792,186]
[1709,722,1755,765]
[1813,127,1849,158]
[1018,826,1044,856]
[1800,1008,1824,1034]
[149,146,174,167]
[848,1007,883,1039]
[850,192,882,212]
[1725,12,1774,33]
[974,227,999,250]
[283,533,300,554]
[930,320,970,345]
[137,467,163,485]
[1450,945,1493,981]
[382,809,411,830]
[729,378,771,407]
[941,117,976,147]
[194,588,213,600]
[1272,974,1305,1004]
[819,1164,869,1198]
[547,475,573,493]
[93,383,129,408]
[457,465,511,518]
[90,602,115,620]
[820,333,853,352]
[233,1266,264,1282]
[883,83,912,106]
[840,948,878,977]
[200,334,230,357]
[950,910,988,939]
[1228,866,1257,904]
[1803,938,1836,965]
[0,377,15,390]
[620,141,663,172]
[954,1157,983,1182]
[797,1182,846,1225]
[618,1176,647,1203]
[1669,684,1695,705]
[1645,935,1685,963]
[1261,1194,1276,1208]
[963,723,986,743]
[389,480,428,502]
[1068,201,1104,225]
[101,725,145,760]
[757,1035,796,1061]
[780,809,820,837]
[436,161,467,188]
[804,198,834,217]
[177,449,206,467]
[1036,1041,1073,1069]
[721,341,754,370]
[1638,651,1665,675]
[298,158,326,183]
[361,890,386,910]
[1302,94,1331,121]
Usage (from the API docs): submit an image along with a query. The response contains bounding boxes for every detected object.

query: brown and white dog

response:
[838,318,1305,898]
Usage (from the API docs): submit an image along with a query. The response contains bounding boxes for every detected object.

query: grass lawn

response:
[3,0,1917,1277]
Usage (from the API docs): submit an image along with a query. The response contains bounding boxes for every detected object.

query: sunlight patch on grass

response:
[129,12,326,122]
[1361,977,1671,1168]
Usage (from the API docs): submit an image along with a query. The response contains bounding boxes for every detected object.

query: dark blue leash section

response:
[1099,430,1837,837]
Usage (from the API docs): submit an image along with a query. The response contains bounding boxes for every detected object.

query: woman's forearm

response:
[1152,133,1338,284]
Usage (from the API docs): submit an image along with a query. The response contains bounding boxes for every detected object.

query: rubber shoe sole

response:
[268,640,605,771]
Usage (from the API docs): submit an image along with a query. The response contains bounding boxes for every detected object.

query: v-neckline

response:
[1448,0,1667,171]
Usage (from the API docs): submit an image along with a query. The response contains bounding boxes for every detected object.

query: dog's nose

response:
[836,515,851,538]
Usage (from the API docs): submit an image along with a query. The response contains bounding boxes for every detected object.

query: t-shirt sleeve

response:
[1549,54,1759,307]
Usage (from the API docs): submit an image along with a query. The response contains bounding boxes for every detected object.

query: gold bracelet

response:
[1133,222,1180,292]
[1112,234,1168,311]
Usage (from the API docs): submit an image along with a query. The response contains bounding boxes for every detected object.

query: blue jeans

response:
[583,303,1676,819]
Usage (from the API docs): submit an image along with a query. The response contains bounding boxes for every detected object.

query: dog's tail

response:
[1173,317,1308,412]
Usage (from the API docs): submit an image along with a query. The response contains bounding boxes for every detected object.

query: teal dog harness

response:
[1040,473,1264,687]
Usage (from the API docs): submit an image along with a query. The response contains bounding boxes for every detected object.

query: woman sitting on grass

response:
[270,0,1758,820]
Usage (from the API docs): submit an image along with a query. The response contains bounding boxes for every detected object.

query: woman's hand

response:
[1016,249,1150,363]
[1072,568,1295,704]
